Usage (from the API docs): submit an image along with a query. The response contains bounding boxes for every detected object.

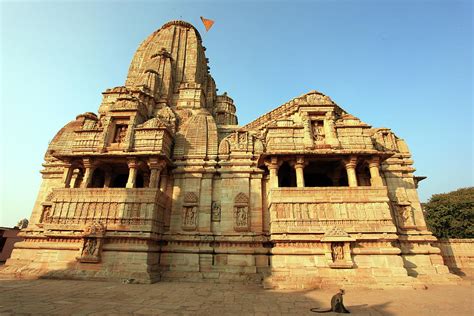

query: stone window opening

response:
[303,160,348,187]
[109,163,130,188]
[278,161,296,187]
[90,168,106,188]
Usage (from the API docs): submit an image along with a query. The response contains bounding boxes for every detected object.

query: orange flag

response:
[200,16,214,32]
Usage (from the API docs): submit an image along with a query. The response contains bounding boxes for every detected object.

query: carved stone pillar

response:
[126,159,138,188]
[80,158,95,188]
[62,162,74,188]
[344,156,358,187]
[104,172,112,188]
[265,157,280,188]
[368,157,384,187]
[294,156,306,188]
[324,111,340,148]
[148,158,165,188]
[123,115,138,152]
[160,174,168,192]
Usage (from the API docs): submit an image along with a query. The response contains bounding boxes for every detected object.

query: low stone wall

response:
[434,239,474,277]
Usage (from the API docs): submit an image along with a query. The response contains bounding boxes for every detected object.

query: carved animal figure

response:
[311,289,350,313]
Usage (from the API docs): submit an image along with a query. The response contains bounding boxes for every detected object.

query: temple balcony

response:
[39,188,169,233]
[268,187,396,235]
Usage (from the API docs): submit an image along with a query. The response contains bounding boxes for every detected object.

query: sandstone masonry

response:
[1,20,460,288]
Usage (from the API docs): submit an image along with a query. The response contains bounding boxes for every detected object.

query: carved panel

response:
[234,193,249,231]
[211,201,221,222]
[182,192,199,230]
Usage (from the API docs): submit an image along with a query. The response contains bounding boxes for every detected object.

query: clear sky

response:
[0,0,472,227]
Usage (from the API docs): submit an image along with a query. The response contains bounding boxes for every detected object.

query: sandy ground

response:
[0,278,473,315]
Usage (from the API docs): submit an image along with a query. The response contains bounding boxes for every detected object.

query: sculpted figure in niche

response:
[211,201,221,222]
[331,243,344,262]
[312,121,325,142]
[236,206,248,227]
[82,238,99,258]
[41,205,52,223]
[184,206,197,226]
[399,205,414,226]
[114,125,127,143]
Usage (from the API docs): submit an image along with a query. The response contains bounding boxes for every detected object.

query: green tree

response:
[424,187,474,238]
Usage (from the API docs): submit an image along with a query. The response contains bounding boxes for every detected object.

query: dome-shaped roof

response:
[47,119,83,156]
[173,112,218,160]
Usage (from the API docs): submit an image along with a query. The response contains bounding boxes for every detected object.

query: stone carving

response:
[41,205,52,223]
[77,222,106,263]
[234,192,249,204]
[234,193,249,231]
[83,221,106,237]
[211,201,221,222]
[218,139,230,155]
[82,238,99,257]
[312,121,325,142]
[325,226,350,238]
[182,192,199,230]
[16,218,29,229]
[113,125,127,143]
[397,204,414,227]
[331,242,345,261]
[183,206,197,227]
[183,192,199,204]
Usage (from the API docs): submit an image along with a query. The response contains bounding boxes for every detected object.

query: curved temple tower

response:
[3,21,457,287]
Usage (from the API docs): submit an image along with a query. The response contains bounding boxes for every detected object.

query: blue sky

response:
[0,0,472,227]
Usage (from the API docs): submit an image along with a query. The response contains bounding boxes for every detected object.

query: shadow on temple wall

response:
[432,240,467,277]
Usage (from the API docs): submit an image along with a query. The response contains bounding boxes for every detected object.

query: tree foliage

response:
[424,187,474,238]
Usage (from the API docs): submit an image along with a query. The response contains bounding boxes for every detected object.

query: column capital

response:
[148,158,166,170]
[264,157,281,170]
[368,156,381,168]
[82,158,95,169]
[343,155,358,169]
[294,156,308,169]
[127,158,138,169]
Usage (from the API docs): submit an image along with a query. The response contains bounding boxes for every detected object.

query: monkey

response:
[310,289,350,313]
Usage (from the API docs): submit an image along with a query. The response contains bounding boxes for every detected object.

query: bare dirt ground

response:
[0,278,472,315]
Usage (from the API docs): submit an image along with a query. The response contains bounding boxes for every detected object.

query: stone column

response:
[62,162,74,188]
[265,157,280,188]
[344,156,358,187]
[294,156,306,188]
[160,174,168,192]
[126,159,138,188]
[324,111,340,148]
[80,158,95,188]
[148,158,165,188]
[368,157,384,187]
[104,172,112,188]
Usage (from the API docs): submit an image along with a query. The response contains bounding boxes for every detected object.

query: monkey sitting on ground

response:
[310,289,350,313]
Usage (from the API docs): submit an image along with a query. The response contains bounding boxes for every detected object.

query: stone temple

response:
[3,20,458,288]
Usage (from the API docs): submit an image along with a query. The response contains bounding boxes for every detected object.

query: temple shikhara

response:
[2,21,458,288]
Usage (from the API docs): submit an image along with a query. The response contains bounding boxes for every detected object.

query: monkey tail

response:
[310,308,332,313]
